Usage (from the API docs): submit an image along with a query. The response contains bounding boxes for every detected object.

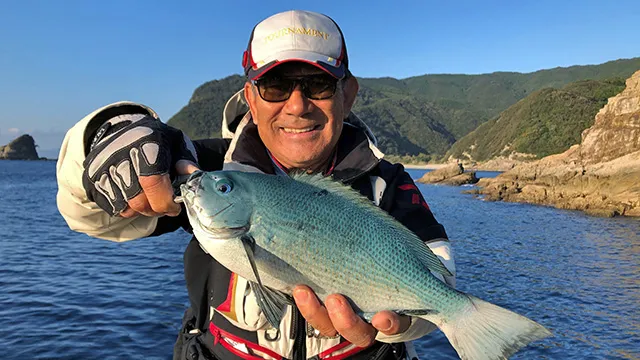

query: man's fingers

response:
[119,206,138,218]
[325,294,377,348]
[370,311,410,336]
[176,160,200,175]
[127,191,161,217]
[293,286,337,337]
[139,174,181,216]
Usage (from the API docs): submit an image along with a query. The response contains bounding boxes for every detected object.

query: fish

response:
[177,170,552,360]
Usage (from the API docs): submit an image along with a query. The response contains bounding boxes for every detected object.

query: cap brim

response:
[247,50,345,80]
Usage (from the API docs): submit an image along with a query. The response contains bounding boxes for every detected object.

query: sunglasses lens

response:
[304,77,337,100]
[256,75,338,102]
[257,78,294,102]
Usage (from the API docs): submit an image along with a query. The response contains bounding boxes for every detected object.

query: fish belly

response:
[193,227,300,293]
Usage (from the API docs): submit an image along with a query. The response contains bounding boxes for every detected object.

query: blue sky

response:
[1,0,639,154]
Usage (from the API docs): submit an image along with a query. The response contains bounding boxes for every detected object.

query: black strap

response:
[83,104,153,155]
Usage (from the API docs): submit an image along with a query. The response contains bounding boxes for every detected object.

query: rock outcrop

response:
[0,134,40,160]
[470,153,537,171]
[478,70,640,217]
[417,163,479,186]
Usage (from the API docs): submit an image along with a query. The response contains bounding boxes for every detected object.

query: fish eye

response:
[216,181,233,194]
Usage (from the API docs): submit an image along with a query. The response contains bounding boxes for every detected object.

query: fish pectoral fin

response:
[241,234,264,285]
[406,240,453,278]
[241,234,293,328]
[249,281,292,328]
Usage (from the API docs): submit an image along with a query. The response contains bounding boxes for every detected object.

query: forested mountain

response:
[168,76,246,139]
[167,57,640,156]
[446,78,627,161]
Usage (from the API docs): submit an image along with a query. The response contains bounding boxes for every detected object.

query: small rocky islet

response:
[0,134,42,160]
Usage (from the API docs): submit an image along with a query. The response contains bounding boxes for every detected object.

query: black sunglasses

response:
[253,75,339,102]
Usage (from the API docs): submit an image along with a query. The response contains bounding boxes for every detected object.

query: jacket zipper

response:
[291,306,307,360]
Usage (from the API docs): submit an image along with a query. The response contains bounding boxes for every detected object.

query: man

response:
[57,10,455,360]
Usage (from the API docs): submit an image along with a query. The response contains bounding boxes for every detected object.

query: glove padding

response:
[82,114,198,216]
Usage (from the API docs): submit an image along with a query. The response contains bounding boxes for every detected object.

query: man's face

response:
[244,62,358,172]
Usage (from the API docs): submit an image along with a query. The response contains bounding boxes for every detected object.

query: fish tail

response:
[419,295,552,360]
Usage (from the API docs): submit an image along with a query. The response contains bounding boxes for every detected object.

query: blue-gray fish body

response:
[180,170,551,360]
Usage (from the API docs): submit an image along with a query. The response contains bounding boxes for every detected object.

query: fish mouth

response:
[179,172,205,203]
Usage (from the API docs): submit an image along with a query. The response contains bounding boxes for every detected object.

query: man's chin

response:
[275,153,330,172]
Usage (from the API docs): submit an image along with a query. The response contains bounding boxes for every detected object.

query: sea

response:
[0,160,638,359]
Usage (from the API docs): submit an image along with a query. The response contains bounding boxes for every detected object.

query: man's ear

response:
[244,82,258,125]
[342,76,359,114]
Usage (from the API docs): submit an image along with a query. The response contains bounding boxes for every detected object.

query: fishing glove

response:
[82,114,198,216]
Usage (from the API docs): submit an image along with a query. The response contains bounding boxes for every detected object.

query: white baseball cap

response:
[242,10,349,80]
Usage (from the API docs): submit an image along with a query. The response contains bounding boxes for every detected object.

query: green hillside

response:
[446,78,627,161]
[168,76,246,139]
[168,57,640,156]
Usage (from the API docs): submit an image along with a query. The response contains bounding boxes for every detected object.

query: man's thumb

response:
[176,160,200,175]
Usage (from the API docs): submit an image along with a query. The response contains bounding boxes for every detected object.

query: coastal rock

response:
[470,153,537,171]
[0,134,40,160]
[478,71,640,217]
[440,172,479,186]
[417,163,462,183]
[417,163,479,185]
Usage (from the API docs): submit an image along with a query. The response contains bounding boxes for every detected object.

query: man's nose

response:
[283,84,313,116]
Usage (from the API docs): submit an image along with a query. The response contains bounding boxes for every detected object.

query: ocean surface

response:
[0,161,638,359]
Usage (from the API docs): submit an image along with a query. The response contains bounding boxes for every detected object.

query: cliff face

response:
[0,134,40,160]
[580,73,640,164]
[478,70,640,217]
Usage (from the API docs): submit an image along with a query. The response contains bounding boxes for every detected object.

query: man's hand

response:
[293,285,410,347]
[120,160,200,218]
[82,114,200,217]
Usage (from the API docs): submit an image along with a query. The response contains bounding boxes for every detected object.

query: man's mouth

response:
[281,125,320,134]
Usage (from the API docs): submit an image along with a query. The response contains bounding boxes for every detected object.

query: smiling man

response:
[56,10,455,360]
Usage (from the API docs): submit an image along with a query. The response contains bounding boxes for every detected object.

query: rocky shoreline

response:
[476,70,640,217]
[401,163,451,170]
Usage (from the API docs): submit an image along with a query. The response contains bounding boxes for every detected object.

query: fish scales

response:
[248,174,437,311]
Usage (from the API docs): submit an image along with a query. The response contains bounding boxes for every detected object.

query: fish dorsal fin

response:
[289,172,374,205]
[403,236,453,277]
[289,173,453,278]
